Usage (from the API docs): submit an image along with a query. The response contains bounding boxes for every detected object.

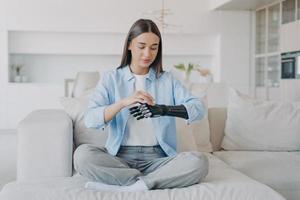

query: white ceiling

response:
[214,0,279,10]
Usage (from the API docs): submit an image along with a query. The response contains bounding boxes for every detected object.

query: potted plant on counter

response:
[11,64,23,82]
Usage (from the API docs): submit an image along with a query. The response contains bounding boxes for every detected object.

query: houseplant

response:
[173,62,195,81]
[11,64,23,82]
[173,62,213,83]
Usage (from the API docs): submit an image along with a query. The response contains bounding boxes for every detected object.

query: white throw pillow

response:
[71,71,100,97]
[71,71,100,98]
[60,90,108,148]
[176,83,212,153]
[222,88,300,151]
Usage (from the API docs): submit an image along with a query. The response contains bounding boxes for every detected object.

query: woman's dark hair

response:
[118,19,163,77]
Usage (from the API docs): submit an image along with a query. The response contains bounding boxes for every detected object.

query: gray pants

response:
[74,144,209,189]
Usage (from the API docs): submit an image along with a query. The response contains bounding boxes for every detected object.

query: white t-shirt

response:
[122,73,158,146]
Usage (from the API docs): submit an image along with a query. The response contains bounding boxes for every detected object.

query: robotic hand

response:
[129,103,189,120]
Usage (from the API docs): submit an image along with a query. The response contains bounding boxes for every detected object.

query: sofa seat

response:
[0,153,284,200]
[214,151,300,200]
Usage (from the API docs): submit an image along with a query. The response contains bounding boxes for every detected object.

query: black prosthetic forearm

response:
[162,105,189,119]
[129,103,189,120]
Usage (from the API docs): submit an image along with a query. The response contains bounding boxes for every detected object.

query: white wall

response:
[218,11,252,93]
[0,3,8,128]
[0,131,17,189]
[0,0,252,129]
[210,0,232,10]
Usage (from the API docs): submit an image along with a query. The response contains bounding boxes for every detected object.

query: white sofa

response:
[1,71,297,200]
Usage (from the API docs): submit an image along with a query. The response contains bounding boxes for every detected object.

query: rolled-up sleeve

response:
[84,73,111,129]
[172,76,205,124]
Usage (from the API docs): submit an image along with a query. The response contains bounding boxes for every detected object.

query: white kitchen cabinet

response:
[255,57,266,87]
[282,0,296,24]
[254,3,281,100]
[298,0,300,20]
[256,9,266,54]
[280,20,300,52]
[267,55,280,87]
[268,3,280,53]
[280,0,300,53]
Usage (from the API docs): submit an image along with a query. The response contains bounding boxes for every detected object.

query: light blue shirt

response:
[84,66,205,156]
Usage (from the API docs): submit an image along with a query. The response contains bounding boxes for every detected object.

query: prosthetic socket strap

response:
[129,103,189,120]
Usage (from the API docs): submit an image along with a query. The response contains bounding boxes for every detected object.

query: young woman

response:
[74,19,209,192]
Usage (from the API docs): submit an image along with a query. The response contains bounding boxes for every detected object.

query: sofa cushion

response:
[222,88,300,151]
[178,83,212,152]
[60,93,108,148]
[71,71,100,98]
[214,151,300,200]
[18,110,73,181]
[207,108,227,151]
[0,153,285,200]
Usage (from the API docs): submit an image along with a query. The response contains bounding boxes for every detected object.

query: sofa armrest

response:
[17,109,73,181]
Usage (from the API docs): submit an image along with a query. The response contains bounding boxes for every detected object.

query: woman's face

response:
[128,32,160,70]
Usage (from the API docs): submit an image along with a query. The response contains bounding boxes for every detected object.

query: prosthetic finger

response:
[129,106,138,111]
[134,111,151,119]
[132,112,143,117]
[136,115,145,120]
[129,105,139,113]
[129,103,151,120]
[142,110,152,118]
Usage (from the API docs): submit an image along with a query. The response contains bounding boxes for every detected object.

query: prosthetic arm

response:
[129,103,189,120]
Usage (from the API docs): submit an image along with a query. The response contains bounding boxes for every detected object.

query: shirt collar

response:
[123,65,157,82]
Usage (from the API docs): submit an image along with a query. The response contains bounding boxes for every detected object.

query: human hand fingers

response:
[137,94,154,105]
[136,91,155,105]
[138,91,154,101]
